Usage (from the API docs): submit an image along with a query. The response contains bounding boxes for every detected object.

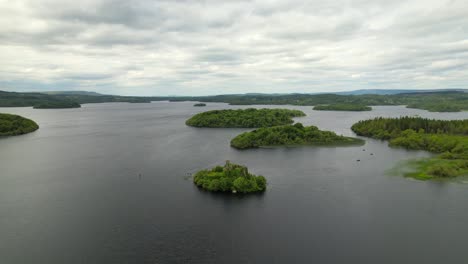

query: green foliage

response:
[351,117,468,139]
[193,103,206,107]
[351,117,468,179]
[406,102,462,112]
[193,161,267,193]
[185,108,306,128]
[166,91,468,112]
[427,163,458,178]
[313,104,371,111]
[0,113,39,136]
[231,123,364,149]
[2,90,468,112]
[404,159,468,180]
[0,90,150,108]
[33,101,81,109]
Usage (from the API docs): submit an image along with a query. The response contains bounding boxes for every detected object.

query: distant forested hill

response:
[1,90,467,112]
[0,90,152,108]
[166,91,468,112]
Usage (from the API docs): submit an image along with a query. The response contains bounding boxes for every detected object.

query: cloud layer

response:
[0,0,467,95]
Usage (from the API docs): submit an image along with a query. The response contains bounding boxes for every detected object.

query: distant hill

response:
[335,89,467,95]
[0,90,151,108]
[208,89,468,96]
[1,89,467,112]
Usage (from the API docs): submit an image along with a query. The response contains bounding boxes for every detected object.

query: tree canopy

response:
[313,104,372,111]
[33,101,81,109]
[0,90,151,108]
[351,117,468,179]
[193,161,266,193]
[185,108,306,128]
[231,123,364,149]
[0,113,39,136]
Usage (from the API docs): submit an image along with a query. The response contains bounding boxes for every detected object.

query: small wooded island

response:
[313,104,372,111]
[33,101,81,109]
[186,108,305,128]
[352,117,468,179]
[194,103,207,107]
[193,161,267,193]
[231,123,364,149]
[0,113,39,136]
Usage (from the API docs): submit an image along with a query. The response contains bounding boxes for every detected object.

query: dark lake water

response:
[1,102,467,264]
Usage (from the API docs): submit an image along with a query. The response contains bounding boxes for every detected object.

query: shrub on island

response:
[193,161,266,193]
[194,103,207,107]
[0,113,39,136]
[186,108,306,128]
[231,123,364,149]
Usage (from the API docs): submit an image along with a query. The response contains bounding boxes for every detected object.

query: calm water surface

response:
[0,102,467,264]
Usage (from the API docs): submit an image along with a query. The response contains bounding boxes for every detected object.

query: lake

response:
[0,102,467,264]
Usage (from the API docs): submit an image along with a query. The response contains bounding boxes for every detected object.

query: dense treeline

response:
[0,90,150,108]
[351,117,468,139]
[351,117,468,179]
[406,102,463,112]
[2,90,467,112]
[186,108,305,128]
[231,123,364,149]
[0,113,39,136]
[0,91,80,108]
[193,161,266,193]
[166,91,468,112]
[313,104,372,111]
[33,101,81,109]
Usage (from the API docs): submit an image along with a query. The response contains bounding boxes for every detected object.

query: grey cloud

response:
[0,0,467,95]
[197,52,240,63]
[62,73,114,81]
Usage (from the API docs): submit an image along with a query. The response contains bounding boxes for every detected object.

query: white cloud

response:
[0,0,467,95]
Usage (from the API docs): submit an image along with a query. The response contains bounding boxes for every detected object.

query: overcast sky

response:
[0,0,467,96]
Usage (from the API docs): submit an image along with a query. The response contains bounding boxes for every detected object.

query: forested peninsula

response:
[186,108,305,128]
[194,161,267,193]
[0,90,150,109]
[231,123,364,149]
[313,104,372,111]
[0,113,39,136]
[351,117,468,179]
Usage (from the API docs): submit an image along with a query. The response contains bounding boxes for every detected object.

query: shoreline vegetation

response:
[186,108,305,128]
[2,90,467,112]
[0,113,39,137]
[313,104,372,111]
[0,90,150,109]
[167,91,468,112]
[351,117,468,180]
[231,123,364,149]
[406,102,462,112]
[33,101,81,109]
[193,161,266,193]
